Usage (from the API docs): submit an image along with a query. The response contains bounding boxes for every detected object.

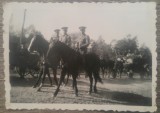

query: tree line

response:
[9,25,152,66]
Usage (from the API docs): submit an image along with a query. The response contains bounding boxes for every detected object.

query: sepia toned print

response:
[3,2,157,112]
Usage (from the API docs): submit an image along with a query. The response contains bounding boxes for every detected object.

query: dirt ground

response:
[10,72,152,106]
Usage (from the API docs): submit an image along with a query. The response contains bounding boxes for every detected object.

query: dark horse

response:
[100,59,115,78]
[47,40,103,97]
[122,55,149,79]
[113,58,124,78]
[130,55,148,79]
[28,34,59,90]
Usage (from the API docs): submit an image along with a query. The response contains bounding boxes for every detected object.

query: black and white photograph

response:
[3,2,157,112]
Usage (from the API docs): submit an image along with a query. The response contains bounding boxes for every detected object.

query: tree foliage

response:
[114,35,138,55]
[95,36,115,60]
[139,44,152,65]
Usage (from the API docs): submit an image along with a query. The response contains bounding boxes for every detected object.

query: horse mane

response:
[35,34,49,56]
[48,40,82,66]
[36,34,49,45]
[50,41,80,57]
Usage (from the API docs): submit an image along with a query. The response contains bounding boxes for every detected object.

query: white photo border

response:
[3,2,157,112]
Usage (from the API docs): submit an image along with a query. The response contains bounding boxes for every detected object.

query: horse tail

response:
[94,65,103,84]
[97,56,103,84]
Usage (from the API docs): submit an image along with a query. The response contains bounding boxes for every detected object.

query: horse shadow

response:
[95,87,151,106]
[101,77,151,85]
[10,74,58,87]
[52,86,151,106]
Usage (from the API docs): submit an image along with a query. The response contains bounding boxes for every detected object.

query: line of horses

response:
[27,34,103,97]
[10,48,41,78]
[100,56,152,79]
[10,34,152,97]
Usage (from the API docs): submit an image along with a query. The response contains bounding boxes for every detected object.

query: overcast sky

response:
[4,2,156,50]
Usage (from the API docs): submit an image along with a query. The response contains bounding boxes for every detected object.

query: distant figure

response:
[60,27,72,47]
[50,29,60,43]
[126,50,134,64]
[126,50,133,58]
[91,41,97,52]
[79,26,90,54]
[75,42,80,52]
[115,49,123,61]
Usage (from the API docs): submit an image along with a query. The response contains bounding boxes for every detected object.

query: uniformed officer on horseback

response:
[61,27,71,47]
[79,26,90,54]
[50,29,60,43]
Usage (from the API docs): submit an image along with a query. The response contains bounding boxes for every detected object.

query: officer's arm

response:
[68,36,71,43]
[50,37,53,43]
[82,36,90,47]
[86,36,90,45]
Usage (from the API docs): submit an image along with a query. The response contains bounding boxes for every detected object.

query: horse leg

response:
[62,72,68,86]
[94,78,97,93]
[88,72,93,94]
[37,66,47,91]
[53,68,58,86]
[54,69,66,97]
[109,69,112,78]
[119,70,122,78]
[112,69,117,79]
[72,75,75,89]
[93,72,98,93]
[107,68,110,78]
[78,73,80,78]
[101,67,104,78]
[72,74,78,97]
[47,68,52,86]
[129,70,133,79]
[33,69,43,88]
[65,73,69,86]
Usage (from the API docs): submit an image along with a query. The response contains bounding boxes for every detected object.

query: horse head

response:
[28,34,49,56]
[28,35,39,52]
[46,40,63,67]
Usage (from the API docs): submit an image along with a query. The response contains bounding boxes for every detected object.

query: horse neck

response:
[38,39,49,58]
[56,42,75,60]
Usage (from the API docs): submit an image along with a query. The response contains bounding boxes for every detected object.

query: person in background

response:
[79,26,90,54]
[50,29,60,43]
[61,27,72,47]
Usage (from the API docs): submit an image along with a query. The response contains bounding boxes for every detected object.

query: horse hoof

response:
[33,85,36,88]
[54,93,57,97]
[54,91,58,97]
[94,88,97,93]
[53,96,57,100]
[37,88,41,92]
[75,94,78,97]
[87,92,91,95]
[94,90,98,93]
[62,84,66,87]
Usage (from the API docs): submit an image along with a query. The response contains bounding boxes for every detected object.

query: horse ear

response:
[49,42,54,48]
[32,34,37,40]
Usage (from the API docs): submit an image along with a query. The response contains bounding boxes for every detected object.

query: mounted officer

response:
[61,27,71,47]
[50,29,60,43]
[79,26,90,54]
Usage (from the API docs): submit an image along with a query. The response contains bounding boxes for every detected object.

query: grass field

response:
[10,72,152,106]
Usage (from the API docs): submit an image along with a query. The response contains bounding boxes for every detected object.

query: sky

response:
[4,2,156,50]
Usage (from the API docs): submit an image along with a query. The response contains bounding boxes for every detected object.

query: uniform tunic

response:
[61,34,71,47]
[50,35,59,43]
[79,34,90,54]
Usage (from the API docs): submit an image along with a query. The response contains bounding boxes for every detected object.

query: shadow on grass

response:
[10,73,151,106]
